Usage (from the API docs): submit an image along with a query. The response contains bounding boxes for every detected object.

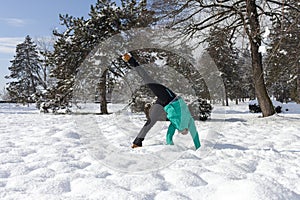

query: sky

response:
[0,0,100,93]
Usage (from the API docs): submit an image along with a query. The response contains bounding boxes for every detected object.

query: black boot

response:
[132,137,144,148]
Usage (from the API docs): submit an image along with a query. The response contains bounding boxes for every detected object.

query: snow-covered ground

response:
[0,102,299,200]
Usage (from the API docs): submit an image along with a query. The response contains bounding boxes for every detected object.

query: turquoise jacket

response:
[164,97,201,150]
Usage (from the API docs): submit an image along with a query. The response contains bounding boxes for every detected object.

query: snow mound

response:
[162,169,208,188]
[37,179,71,194]
[54,130,81,139]
[212,176,299,200]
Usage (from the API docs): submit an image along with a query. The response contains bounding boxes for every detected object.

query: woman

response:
[122,53,201,150]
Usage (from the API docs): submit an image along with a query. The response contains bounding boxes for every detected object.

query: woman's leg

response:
[132,61,176,105]
[133,103,165,146]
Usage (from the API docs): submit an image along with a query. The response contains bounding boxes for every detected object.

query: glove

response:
[122,53,132,62]
[122,53,140,67]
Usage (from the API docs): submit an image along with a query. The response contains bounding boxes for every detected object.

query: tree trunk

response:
[225,92,229,106]
[246,0,275,117]
[297,63,300,103]
[43,65,47,89]
[99,69,108,114]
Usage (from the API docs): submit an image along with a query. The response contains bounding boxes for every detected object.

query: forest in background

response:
[2,0,299,117]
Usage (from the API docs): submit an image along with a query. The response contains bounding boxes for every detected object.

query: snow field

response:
[0,102,299,199]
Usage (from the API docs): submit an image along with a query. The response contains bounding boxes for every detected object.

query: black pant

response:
[133,83,177,146]
[128,56,177,146]
[147,83,176,106]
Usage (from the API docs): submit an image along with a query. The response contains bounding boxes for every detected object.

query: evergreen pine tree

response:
[206,26,240,106]
[265,0,299,102]
[237,48,255,100]
[48,0,156,112]
[6,35,44,104]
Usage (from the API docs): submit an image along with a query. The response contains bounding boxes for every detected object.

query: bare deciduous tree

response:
[164,0,299,117]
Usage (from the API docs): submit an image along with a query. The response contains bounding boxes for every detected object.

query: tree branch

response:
[266,0,300,12]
